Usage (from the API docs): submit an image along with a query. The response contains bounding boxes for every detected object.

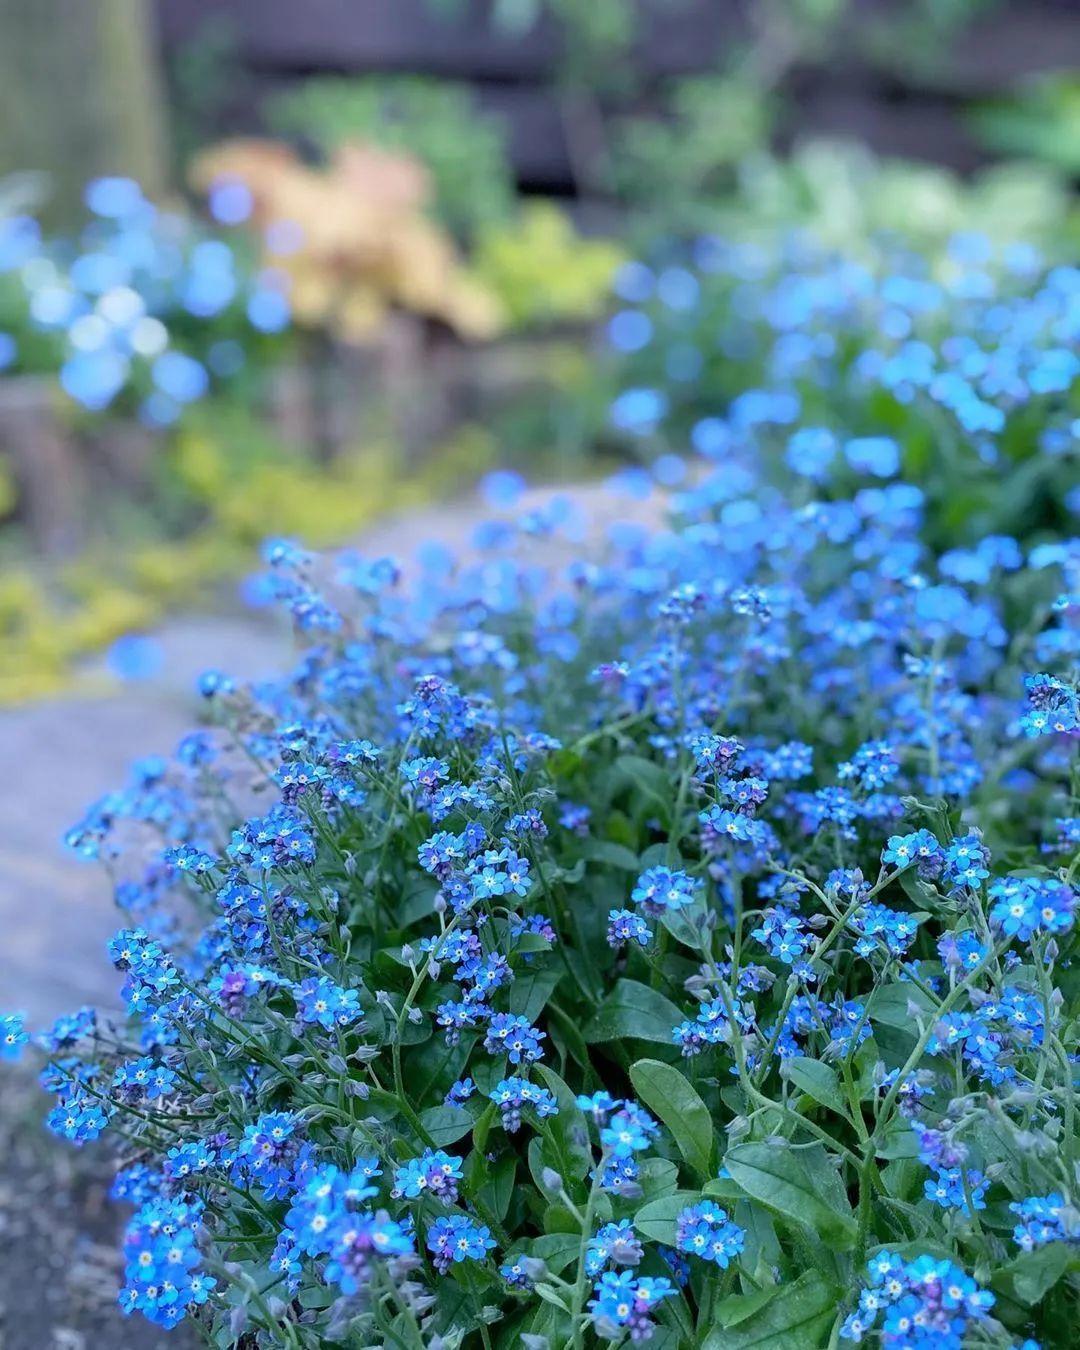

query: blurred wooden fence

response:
[154,0,1080,187]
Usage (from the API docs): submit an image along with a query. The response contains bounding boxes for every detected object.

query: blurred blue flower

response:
[152,351,209,403]
[612,260,654,303]
[609,387,667,435]
[844,436,900,478]
[107,634,164,682]
[480,470,527,509]
[247,288,290,334]
[60,349,128,410]
[84,177,145,219]
[607,310,653,353]
[207,177,254,226]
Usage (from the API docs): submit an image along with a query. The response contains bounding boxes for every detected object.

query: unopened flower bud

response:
[540,1167,563,1193]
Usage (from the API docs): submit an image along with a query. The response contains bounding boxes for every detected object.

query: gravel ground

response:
[0,1065,193,1350]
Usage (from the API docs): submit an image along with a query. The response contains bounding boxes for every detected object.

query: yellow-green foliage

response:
[0,425,497,705]
[474,202,624,329]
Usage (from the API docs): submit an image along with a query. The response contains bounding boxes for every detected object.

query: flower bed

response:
[603,222,1080,550]
[6,207,1080,1339]
[5,268,1080,1346]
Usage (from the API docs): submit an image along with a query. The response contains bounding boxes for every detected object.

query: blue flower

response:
[483,1013,546,1064]
[0,1013,28,1061]
[588,1270,674,1338]
[426,1214,495,1272]
[990,875,1077,941]
[294,976,363,1030]
[631,866,702,915]
[607,908,651,947]
[1010,1193,1080,1250]
[675,1201,745,1267]
[392,1149,463,1203]
[924,1166,988,1213]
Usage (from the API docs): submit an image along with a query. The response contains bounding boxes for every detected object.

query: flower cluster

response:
[0,176,290,422]
[6,229,1080,1344]
[1010,1194,1080,1252]
[283,1163,413,1297]
[588,1270,675,1341]
[840,1251,995,1347]
[119,1196,215,1328]
[604,232,1080,543]
[675,1201,745,1267]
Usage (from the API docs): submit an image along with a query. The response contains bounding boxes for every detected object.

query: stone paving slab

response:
[0,618,288,1023]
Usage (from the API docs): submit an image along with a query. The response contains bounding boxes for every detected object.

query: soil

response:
[0,1066,194,1350]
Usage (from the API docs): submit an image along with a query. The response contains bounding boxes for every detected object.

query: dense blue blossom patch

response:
[5,229,1080,1345]
[604,234,1080,548]
[0,176,289,423]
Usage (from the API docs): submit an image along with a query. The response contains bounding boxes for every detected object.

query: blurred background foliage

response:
[971,75,1080,175]
[0,0,1078,702]
[267,78,516,244]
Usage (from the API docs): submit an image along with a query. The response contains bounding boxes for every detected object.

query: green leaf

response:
[508,966,561,1023]
[714,1284,780,1328]
[723,1142,857,1248]
[630,1057,715,1178]
[874,1123,920,1160]
[530,1232,581,1274]
[581,838,641,871]
[419,1104,475,1147]
[511,930,554,955]
[547,746,583,779]
[476,1152,517,1222]
[542,1202,583,1235]
[525,1296,564,1340]
[656,1285,695,1344]
[658,904,705,949]
[880,1158,922,1205]
[533,1283,571,1313]
[703,1176,744,1203]
[563,943,604,1006]
[430,1280,480,1337]
[472,1100,497,1153]
[703,1271,836,1349]
[633,1190,702,1245]
[534,1064,592,1182]
[397,877,439,927]
[734,1198,782,1280]
[547,999,592,1070]
[867,981,934,1032]
[994,1244,1076,1306]
[637,1156,680,1200]
[783,1057,848,1116]
[584,979,683,1044]
[613,754,672,815]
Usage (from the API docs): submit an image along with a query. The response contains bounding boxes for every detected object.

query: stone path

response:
[0,484,663,1024]
[0,615,287,1022]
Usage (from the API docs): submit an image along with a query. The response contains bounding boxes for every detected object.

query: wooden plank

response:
[921,9,1080,94]
[792,83,985,173]
[157,0,561,78]
[156,0,734,79]
[157,0,1080,90]
[474,84,569,187]
[153,0,1080,194]
[0,378,86,556]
